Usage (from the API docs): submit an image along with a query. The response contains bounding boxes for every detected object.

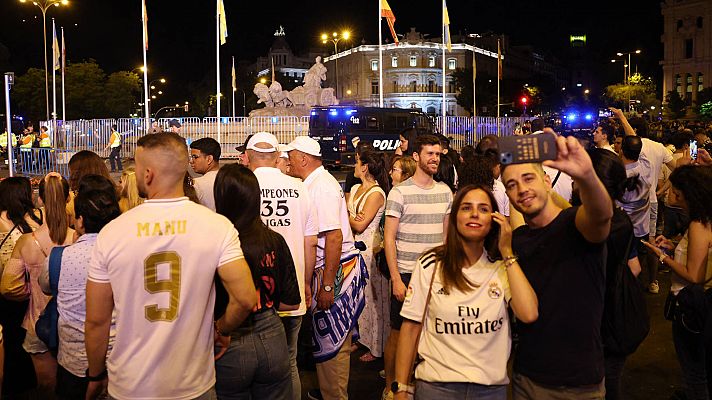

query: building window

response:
[698,17,703,28]
[371,60,378,71]
[428,56,436,67]
[410,80,417,92]
[687,74,693,94]
[392,57,398,67]
[685,39,694,59]
[677,20,683,31]
[392,81,398,93]
[410,56,417,67]
[448,59,457,70]
[428,80,435,92]
[372,80,379,95]
[675,74,682,95]
[448,81,456,93]
[698,73,704,92]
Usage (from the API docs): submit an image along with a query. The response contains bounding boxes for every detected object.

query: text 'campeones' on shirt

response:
[511,206,606,387]
[401,250,512,385]
[88,197,245,400]
[385,178,453,274]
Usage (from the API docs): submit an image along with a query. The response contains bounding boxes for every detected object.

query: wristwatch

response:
[391,382,410,394]
[323,284,333,293]
[659,252,669,263]
[85,368,108,382]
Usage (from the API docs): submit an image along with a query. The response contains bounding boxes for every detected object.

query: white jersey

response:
[303,166,357,265]
[88,197,245,400]
[193,170,218,211]
[254,167,318,317]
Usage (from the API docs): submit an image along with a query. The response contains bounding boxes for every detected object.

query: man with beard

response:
[85,132,257,400]
[501,135,612,399]
[382,134,453,399]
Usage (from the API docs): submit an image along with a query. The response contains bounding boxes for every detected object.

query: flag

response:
[52,24,60,71]
[61,28,66,71]
[381,0,398,44]
[443,0,452,51]
[271,56,275,83]
[218,0,228,45]
[497,39,503,80]
[142,0,148,50]
[231,57,236,91]
[472,51,476,80]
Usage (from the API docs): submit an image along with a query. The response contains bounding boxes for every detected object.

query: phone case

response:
[498,134,558,165]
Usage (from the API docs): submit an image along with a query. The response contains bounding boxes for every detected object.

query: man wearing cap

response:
[189,137,221,211]
[168,119,182,133]
[246,132,318,400]
[147,121,162,134]
[276,144,291,175]
[235,134,253,166]
[286,136,367,400]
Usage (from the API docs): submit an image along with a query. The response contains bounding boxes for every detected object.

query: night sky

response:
[0,0,662,107]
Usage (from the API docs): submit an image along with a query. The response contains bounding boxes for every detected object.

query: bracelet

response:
[503,255,518,269]
[659,253,669,263]
[85,368,107,382]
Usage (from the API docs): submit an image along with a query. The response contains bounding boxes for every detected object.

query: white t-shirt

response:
[401,251,511,385]
[543,166,573,202]
[639,138,674,203]
[303,166,357,265]
[254,167,319,317]
[193,170,219,211]
[492,179,510,217]
[88,198,245,400]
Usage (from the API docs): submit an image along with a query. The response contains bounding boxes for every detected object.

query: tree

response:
[603,74,659,112]
[104,72,141,117]
[664,90,687,120]
[63,61,107,119]
[12,68,46,123]
[700,101,712,121]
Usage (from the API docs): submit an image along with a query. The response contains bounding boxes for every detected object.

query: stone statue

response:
[303,56,327,89]
[253,83,274,107]
[269,81,293,107]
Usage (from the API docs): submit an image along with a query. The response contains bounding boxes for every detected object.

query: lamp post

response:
[615,50,641,84]
[19,0,69,122]
[234,87,246,117]
[321,31,350,99]
[610,59,628,84]
[147,78,165,117]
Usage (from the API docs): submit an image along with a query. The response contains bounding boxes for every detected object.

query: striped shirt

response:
[386,178,453,274]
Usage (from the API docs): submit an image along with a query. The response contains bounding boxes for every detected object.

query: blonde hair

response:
[39,174,70,244]
[119,167,143,212]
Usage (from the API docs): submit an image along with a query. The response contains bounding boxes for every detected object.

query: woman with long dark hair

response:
[0,173,74,397]
[67,151,115,223]
[0,177,43,397]
[213,164,300,399]
[349,147,391,362]
[643,165,712,400]
[393,185,538,400]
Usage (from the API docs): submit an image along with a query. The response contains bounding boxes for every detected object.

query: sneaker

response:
[649,281,660,294]
[307,389,323,400]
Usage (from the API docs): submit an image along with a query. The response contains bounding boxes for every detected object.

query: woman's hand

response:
[654,235,675,252]
[492,212,513,257]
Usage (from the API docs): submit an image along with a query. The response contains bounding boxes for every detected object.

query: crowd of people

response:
[0,108,710,400]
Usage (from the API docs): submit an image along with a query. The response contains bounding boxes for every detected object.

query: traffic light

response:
[520,96,528,105]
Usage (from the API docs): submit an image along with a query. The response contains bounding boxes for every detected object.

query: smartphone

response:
[690,140,698,160]
[498,133,558,165]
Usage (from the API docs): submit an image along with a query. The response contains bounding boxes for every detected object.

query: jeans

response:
[56,364,87,400]
[215,309,292,400]
[604,354,626,400]
[415,381,506,400]
[512,373,605,400]
[110,387,216,400]
[649,202,659,240]
[672,317,712,400]
[282,315,303,400]
[637,235,658,287]
[109,146,122,172]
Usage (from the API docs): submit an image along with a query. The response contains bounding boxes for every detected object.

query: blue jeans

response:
[672,318,712,400]
[281,315,303,400]
[415,380,506,400]
[215,309,292,400]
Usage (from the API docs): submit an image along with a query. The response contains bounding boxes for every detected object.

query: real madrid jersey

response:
[88,197,244,400]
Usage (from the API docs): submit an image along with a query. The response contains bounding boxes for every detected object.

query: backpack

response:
[601,234,650,356]
[35,246,67,353]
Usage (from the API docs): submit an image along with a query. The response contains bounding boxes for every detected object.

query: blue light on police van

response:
[329,110,338,117]
[346,109,357,115]
[585,114,593,121]
[568,113,577,121]
[311,111,317,116]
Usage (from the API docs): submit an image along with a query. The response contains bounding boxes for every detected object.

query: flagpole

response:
[497,38,501,135]
[61,27,66,124]
[441,0,446,136]
[216,0,221,143]
[232,56,236,118]
[472,48,476,137]
[52,19,57,132]
[141,0,149,132]
[378,0,383,108]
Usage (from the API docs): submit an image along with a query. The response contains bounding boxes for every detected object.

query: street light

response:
[234,87,246,117]
[614,50,642,84]
[321,30,350,98]
[147,78,165,117]
[19,0,70,121]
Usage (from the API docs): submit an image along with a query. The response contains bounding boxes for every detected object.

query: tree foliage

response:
[664,90,687,120]
[603,74,659,112]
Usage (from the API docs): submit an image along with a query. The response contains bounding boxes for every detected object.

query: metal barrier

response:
[17,148,73,177]
[436,116,525,150]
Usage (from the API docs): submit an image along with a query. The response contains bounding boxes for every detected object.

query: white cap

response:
[246,131,279,153]
[277,144,290,159]
[285,136,322,157]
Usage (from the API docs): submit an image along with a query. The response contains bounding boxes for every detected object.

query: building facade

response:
[661,0,712,105]
[249,26,321,84]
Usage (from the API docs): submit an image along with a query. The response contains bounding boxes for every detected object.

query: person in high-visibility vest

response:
[39,126,52,148]
[19,127,35,171]
[38,126,52,170]
[105,124,123,172]
[0,130,18,150]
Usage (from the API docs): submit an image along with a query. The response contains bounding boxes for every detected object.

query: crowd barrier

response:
[15,116,522,177]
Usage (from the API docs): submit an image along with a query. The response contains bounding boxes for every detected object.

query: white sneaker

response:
[649,281,660,294]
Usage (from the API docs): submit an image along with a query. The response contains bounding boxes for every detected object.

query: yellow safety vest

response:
[0,132,17,148]
[19,134,34,149]
[110,131,121,148]
[40,132,52,148]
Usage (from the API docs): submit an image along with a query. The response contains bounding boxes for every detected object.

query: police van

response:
[308,106,434,166]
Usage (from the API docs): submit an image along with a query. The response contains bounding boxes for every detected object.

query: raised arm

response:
[610,107,636,137]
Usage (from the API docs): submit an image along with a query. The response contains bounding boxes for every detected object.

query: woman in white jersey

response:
[643,165,712,400]
[393,185,538,400]
[349,147,391,362]
[0,173,74,397]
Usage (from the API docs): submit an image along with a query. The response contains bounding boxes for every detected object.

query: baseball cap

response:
[277,144,290,159]
[235,134,254,152]
[168,119,182,128]
[285,136,322,157]
[246,131,279,153]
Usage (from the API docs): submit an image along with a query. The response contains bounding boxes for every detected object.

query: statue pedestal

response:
[249,106,312,118]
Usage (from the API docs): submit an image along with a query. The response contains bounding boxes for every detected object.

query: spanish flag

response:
[142,0,148,50]
[497,39,503,80]
[218,0,228,45]
[443,0,452,52]
[52,24,60,71]
[381,0,398,44]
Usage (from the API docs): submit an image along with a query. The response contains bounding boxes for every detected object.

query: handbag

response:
[35,245,67,352]
[666,275,712,337]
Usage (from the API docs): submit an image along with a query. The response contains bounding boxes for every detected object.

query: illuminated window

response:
[371,80,379,95]
[410,56,417,67]
[428,56,436,67]
[448,59,457,70]
[392,57,398,67]
[371,60,378,71]
[675,74,682,95]
[392,81,398,93]
[410,80,417,92]
[698,73,704,92]
[687,74,693,94]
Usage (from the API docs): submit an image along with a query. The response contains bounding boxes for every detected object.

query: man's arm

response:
[316,229,343,310]
[303,235,317,306]
[85,281,114,377]
[215,258,258,333]
[610,107,636,136]
[384,216,406,301]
